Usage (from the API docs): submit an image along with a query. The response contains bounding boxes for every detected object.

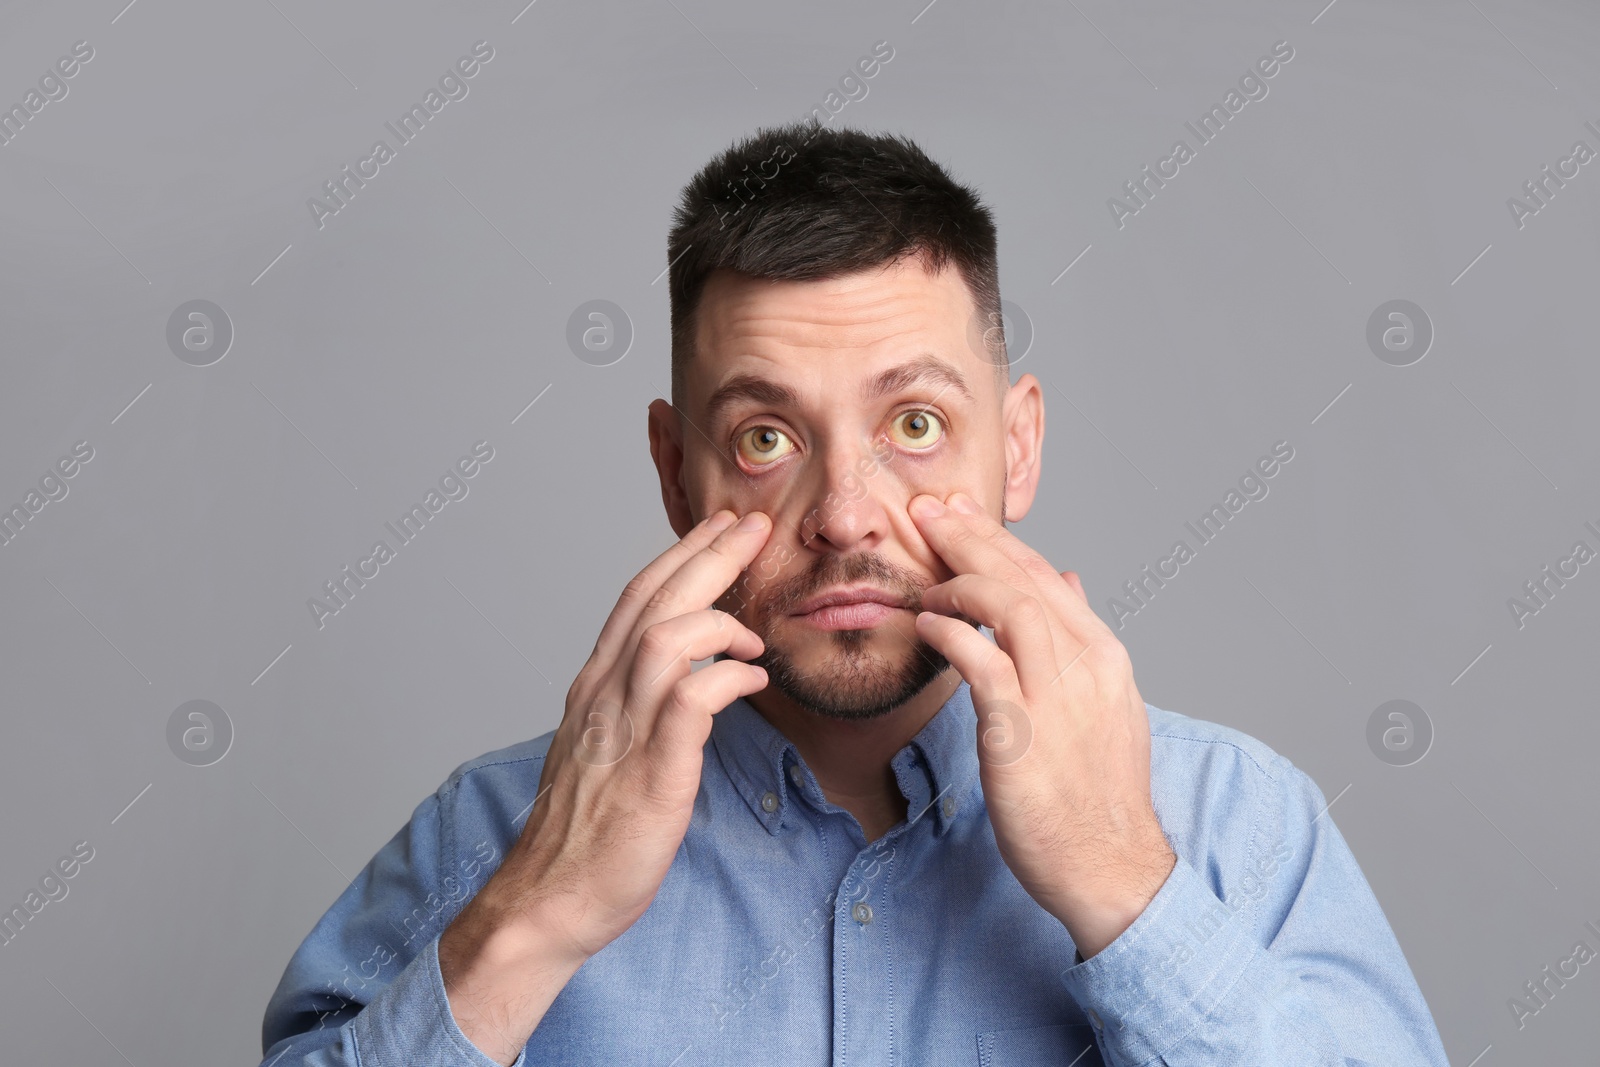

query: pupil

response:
[756,430,776,451]
[907,414,926,436]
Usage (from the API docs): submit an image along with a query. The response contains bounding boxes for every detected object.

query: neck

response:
[745,666,963,841]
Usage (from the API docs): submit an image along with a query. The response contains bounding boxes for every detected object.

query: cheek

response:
[695,473,785,538]
[716,540,800,619]
[859,460,962,580]
[881,458,999,580]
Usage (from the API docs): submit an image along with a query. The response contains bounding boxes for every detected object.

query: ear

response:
[647,398,696,538]
[1000,373,1044,522]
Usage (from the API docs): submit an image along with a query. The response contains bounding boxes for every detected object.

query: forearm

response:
[1048,835,1177,960]
[1059,856,1449,1066]
[263,925,578,1067]
[437,887,591,1066]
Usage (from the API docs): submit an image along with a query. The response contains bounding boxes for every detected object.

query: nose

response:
[797,439,890,554]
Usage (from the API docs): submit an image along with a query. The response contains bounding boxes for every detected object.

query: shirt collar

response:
[709,678,980,838]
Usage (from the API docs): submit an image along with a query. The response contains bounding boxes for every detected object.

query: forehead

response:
[686,252,988,402]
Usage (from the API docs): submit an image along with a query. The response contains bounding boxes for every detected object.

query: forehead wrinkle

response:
[716,305,917,356]
[691,262,983,418]
[706,271,941,350]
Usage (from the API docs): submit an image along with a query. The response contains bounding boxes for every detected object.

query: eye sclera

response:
[732,407,948,469]
[887,408,945,450]
[734,424,795,467]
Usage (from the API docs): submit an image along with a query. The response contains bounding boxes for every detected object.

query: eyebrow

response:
[702,354,974,426]
[863,354,974,406]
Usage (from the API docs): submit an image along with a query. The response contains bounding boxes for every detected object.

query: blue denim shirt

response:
[261,681,1449,1065]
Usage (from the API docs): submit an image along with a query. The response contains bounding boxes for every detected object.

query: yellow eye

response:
[736,425,795,465]
[889,410,943,449]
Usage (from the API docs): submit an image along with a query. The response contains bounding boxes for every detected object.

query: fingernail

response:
[737,511,768,531]
[950,493,981,515]
[707,510,737,531]
[911,496,944,519]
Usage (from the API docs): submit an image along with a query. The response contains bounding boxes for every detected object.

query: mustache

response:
[762,552,930,617]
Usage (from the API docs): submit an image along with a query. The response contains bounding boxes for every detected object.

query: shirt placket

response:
[832,827,901,1067]
[831,744,934,1067]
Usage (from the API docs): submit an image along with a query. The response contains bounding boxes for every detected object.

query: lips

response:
[789,585,910,616]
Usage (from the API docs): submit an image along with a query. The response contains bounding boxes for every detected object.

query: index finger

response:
[589,509,737,666]
[909,492,1034,589]
[911,492,1114,647]
[625,511,774,649]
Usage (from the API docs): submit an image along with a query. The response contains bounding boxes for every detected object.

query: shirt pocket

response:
[976,1022,1101,1066]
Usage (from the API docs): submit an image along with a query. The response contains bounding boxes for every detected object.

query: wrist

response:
[1053,845,1176,960]
[442,881,593,987]
[435,881,591,1066]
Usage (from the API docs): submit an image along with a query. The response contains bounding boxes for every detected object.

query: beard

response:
[735,551,956,722]
[754,628,950,722]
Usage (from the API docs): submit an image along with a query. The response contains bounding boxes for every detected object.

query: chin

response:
[752,622,950,721]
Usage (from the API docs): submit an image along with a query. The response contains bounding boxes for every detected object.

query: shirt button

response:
[851,902,874,925]
[788,765,803,786]
[941,795,957,818]
[1086,1008,1103,1030]
[760,791,778,813]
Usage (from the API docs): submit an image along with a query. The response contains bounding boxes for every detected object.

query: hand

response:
[493,507,774,953]
[908,491,1175,959]
[438,509,773,1062]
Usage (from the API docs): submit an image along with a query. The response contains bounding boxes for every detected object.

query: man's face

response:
[655,251,1040,720]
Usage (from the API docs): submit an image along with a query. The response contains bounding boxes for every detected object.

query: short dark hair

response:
[666,118,1005,408]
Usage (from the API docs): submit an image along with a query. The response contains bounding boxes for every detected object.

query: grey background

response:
[1,0,1596,1062]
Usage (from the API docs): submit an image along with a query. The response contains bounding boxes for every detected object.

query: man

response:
[261,121,1450,1066]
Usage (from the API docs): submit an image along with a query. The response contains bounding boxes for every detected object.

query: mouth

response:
[788,585,912,632]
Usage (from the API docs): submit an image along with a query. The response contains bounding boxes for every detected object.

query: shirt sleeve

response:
[1057,753,1450,1066]
[258,783,529,1067]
